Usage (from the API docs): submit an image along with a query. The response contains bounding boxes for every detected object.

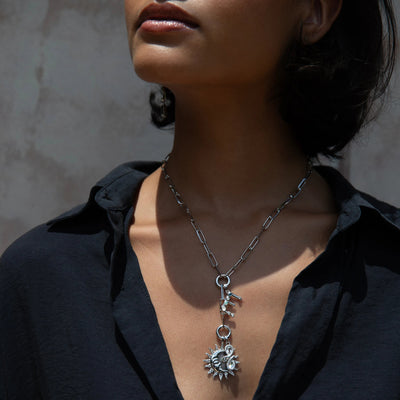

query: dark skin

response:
[125,0,342,398]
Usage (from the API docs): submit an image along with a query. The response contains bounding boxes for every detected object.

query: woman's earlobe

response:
[302,0,342,45]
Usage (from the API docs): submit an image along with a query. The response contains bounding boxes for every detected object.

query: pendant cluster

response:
[161,155,313,383]
[203,275,241,380]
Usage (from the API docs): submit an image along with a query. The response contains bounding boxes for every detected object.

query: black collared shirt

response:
[1,162,400,400]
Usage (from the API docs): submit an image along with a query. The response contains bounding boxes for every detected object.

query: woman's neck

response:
[164,85,309,216]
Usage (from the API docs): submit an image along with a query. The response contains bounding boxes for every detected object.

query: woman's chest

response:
[148,288,288,399]
[128,210,336,398]
[132,241,316,400]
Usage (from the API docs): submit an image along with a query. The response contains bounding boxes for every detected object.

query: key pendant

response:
[204,275,241,380]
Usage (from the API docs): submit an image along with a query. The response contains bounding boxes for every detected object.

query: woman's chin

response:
[134,63,165,85]
[133,62,176,86]
[133,56,194,87]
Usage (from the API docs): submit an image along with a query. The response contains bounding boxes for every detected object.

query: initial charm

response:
[220,289,242,318]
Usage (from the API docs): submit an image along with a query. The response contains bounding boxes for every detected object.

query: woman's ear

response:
[301,0,343,45]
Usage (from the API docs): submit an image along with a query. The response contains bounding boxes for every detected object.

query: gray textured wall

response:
[0,0,173,253]
[0,1,399,253]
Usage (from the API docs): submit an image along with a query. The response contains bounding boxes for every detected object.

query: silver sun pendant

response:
[204,343,240,380]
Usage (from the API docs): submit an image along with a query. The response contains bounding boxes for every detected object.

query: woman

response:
[0,0,398,399]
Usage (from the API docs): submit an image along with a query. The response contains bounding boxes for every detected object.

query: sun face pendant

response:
[204,343,240,380]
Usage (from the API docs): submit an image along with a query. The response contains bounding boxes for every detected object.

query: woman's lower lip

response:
[139,20,196,33]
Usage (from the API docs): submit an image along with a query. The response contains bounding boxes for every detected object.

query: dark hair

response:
[150,0,397,158]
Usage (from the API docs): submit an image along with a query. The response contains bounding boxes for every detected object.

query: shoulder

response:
[356,201,400,268]
[316,165,400,264]
[345,187,399,278]
[0,208,106,288]
[350,188,400,250]
[0,224,51,290]
[1,223,56,267]
[316,165,400,228]
[0,160,160,286]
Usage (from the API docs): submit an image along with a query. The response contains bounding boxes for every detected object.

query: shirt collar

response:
[47,162,400,234]
[315,165,400,234]
[46,161,160,226]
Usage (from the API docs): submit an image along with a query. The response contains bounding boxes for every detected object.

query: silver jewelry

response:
[161,155,313,380]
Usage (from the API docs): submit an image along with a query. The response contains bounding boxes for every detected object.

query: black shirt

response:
[1,161,400,400]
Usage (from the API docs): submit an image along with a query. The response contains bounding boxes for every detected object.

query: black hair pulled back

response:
[150,0,397,158]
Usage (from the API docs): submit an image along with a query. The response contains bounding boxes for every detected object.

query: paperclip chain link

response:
[161,155,313,279]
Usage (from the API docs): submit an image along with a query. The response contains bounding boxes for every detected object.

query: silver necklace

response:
[161,155,313,381]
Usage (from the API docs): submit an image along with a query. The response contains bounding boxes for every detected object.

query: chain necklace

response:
[161,155,313,381]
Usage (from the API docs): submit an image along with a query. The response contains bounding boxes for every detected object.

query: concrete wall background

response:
[0,1,399,253]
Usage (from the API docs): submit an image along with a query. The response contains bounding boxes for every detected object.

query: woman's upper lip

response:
[136,3,199,30]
